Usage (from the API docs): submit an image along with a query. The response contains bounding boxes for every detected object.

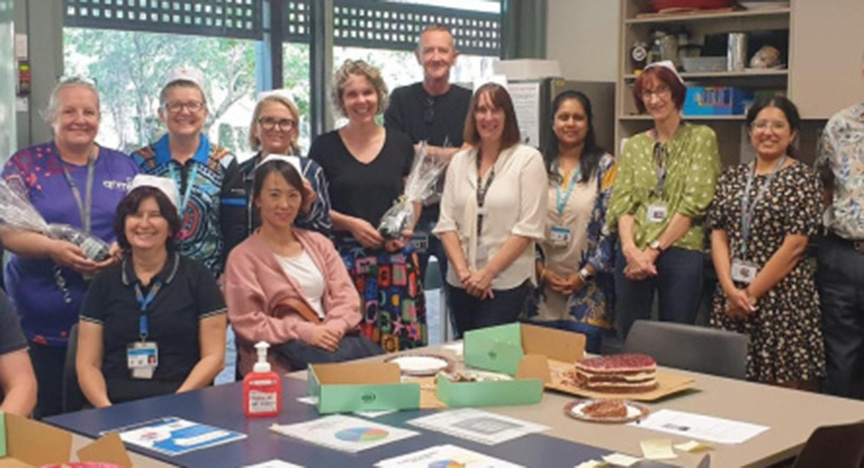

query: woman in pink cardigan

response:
[224,156,363,376]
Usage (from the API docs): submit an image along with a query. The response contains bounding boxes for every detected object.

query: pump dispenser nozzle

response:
[253,341,271,373]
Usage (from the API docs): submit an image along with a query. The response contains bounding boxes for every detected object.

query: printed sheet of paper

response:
[375,444,524,468]
[242,460,305,468]
[631,409,769,444]
[110,417,246,456]
[407,408,549,445]
[270,415,419,453]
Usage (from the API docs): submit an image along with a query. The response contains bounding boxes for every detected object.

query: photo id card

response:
[549,226,572,247]
[127,341,158,379]
[646,204,668,223]
[731,259,759,284]
[411,233,430,252]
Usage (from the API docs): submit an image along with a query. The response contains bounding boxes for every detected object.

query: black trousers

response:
[447,281,531,336]
[818,233,864,399]
[29,341,66,418]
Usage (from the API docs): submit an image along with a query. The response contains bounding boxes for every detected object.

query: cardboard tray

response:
[546,360,696,401]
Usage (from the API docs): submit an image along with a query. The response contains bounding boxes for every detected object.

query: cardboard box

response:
[683,86,754,116]
[434,354,550,408]
[0,412,134,468]
[464,323,586,376]
[307,362,421,414]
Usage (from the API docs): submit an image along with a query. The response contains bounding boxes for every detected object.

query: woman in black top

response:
[76,176,227,407]
[309,59,426,352]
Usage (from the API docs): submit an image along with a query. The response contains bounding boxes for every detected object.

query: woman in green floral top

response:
[606,61,721,338]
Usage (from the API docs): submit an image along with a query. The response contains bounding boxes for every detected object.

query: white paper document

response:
[242,461,305,468]
[375,444,524,468]
[109,417,246,456]
[407,408,549,445]
[270,415,419,453]
[631,409,769,444]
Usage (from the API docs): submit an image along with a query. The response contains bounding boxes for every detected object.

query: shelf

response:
[618,115,746,121]
[624,69,788,80]
[625,7,790,25]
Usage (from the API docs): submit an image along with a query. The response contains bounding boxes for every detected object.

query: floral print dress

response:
[708,161,825,383]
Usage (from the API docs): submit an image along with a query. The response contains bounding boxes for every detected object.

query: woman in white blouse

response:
[434,83,547,335]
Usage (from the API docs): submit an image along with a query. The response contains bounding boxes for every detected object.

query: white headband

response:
[129,174,179,209]
[257,89,296,104]
[255,154,303,176]
[165,67,205,89]
[644,60,684,85]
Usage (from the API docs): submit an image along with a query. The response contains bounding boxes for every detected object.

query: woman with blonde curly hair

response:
[308,59,426,352]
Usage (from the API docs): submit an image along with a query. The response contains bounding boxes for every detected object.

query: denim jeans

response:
[614,246,704,339]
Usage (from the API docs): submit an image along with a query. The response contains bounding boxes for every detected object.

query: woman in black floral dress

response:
[708,96,824,389]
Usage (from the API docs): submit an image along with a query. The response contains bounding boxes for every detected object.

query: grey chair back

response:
[622,320,749,380]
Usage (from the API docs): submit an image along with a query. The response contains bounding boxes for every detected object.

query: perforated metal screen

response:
[64,0,264,40]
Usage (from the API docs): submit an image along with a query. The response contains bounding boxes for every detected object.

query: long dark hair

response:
[542,90,604,184]
[252,159,307,207]
[745,95,801,157]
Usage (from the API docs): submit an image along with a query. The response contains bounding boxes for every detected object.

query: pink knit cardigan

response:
[224,229,361,376]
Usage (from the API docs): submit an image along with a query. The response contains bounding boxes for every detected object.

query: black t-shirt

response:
[309,129,414,229]
[80,253,226,403]
[384,82,472,147]
[0,289,26,356]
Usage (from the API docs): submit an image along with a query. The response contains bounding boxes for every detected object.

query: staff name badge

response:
[411,233,430,252]
[731,259,759,284]
[647,204,668,223]
[127,341,158,380]
[549,226,572,247]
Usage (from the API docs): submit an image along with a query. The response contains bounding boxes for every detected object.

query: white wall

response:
[546,0,620,82]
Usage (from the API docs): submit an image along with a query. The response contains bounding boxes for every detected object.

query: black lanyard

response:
[739,156,787,256]
[652,142,666,196]
[476,155,496,236]
[58,148,97,235]
[134,280,163,341]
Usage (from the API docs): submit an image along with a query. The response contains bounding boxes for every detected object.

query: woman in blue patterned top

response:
[132,68,246,276]
[239,90,332,236]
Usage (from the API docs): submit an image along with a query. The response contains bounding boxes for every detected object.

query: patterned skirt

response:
[335,237,428,352]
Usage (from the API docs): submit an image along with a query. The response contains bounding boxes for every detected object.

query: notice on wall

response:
[508,81,542,149]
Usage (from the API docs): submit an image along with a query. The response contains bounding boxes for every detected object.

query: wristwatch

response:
[649,240,663,253]
[578,267,594,282]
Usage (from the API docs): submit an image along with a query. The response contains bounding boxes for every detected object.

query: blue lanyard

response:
[134,280,163,340]
[167,164,198,218]
[739,156,787,256]
[554,164,581,217]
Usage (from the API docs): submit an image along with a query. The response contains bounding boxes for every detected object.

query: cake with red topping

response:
[574,354,658,393]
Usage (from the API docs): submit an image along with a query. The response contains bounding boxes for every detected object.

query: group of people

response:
[1,24,863,420]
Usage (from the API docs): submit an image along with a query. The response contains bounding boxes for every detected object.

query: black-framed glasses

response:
[258,117,296,132]
[165,101,206,113]
[423,98,435,126]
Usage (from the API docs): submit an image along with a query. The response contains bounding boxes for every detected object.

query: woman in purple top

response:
[0,77,139,417]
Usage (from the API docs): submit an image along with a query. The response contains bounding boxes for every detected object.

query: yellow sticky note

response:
[602,453,642,467]
[574,461,609,468]
[641,438,677,460]
[674,440,714,453]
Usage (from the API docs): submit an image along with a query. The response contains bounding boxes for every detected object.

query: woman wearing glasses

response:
[708,96,823,388]
[132,68,246,277]
[309,60,426,352]
[606,61,721,339]
[239,90,331,236]
[0,77,139,417]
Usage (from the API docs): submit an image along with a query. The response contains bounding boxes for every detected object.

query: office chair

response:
[793,421,864,468]
[622,320,749,379]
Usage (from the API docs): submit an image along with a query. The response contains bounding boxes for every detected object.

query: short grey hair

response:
[330,59,388,117]
[159,79,207,110]
[43,77,100,124]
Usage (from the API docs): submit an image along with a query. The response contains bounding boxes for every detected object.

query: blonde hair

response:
[43,77,100,124]
[330,59,389,117]
[248,95,301,153]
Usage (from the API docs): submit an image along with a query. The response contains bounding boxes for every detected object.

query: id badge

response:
[731,259,759,284]
[127,341,158,379]
[411,233,430,252]
[549,225,573,247]
[646,204,668,223]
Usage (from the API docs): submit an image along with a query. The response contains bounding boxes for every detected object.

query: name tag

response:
[411,233,430,252]
[549,226,573,247]
[731,259,759,284]
[127,341,158,380]
[646,204,668,223]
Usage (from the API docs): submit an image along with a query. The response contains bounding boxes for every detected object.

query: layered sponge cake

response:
[574,354,658,393]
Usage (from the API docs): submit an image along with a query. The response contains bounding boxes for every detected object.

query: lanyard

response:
[739,156,787,256]
[134,280,163,341]
[476,156,496,236]
[58,149,97,235]
[555,163,581,217]
[652,142,666,196]
[167,163,198,218]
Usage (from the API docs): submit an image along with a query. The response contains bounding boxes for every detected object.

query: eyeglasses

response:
[751,120,789,131]
[164,101,205,113]
[423,98,435,126]
[641,86,671,100]
[258,117,296,131]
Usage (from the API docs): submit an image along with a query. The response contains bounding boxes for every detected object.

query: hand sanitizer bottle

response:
[243,341,282,418]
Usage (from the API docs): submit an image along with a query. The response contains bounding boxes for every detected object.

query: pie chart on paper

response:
[334,427,389,442]
[428,461,466,468]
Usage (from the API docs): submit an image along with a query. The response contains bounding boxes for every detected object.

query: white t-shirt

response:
[275,249,326,319]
